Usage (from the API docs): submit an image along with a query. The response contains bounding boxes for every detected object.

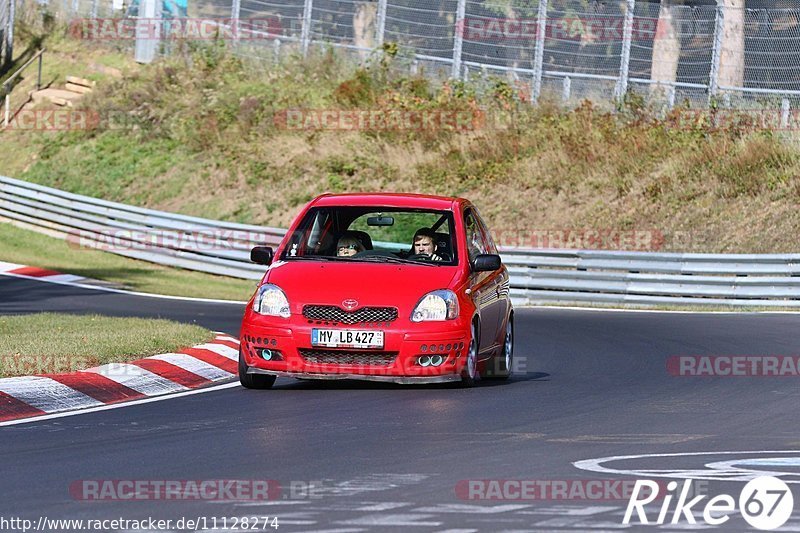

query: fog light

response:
[261,349,273,360]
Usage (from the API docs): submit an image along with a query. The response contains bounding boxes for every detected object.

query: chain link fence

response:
[17,0,800,111]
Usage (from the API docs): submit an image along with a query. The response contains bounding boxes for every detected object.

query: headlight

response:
[253,284,291,317]
[411,289,459,322]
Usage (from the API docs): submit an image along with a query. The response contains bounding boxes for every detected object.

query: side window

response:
[464,210,489,263]
[473,209,498,254]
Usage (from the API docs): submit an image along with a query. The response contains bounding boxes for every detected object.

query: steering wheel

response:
[408,253,450,262]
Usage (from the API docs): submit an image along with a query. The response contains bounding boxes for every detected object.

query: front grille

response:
[303,305,398,324]
[299,349,398,366]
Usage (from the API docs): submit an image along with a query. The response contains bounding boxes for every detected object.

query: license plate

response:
[311,329,384,349]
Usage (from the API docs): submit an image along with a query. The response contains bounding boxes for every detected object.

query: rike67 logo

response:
[624,476,793,530]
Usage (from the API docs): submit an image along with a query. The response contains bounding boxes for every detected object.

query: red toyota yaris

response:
[239,193,513,388]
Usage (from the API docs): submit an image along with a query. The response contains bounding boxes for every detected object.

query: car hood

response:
[264,260,459,313]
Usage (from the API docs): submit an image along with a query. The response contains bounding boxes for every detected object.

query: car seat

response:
[434,232,453,261]
[338,230,373,251]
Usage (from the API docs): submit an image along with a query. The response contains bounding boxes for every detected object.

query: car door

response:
[464,208,500,355]
[474,209,509,344]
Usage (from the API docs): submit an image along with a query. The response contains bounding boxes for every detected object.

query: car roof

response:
[309,193,466,211]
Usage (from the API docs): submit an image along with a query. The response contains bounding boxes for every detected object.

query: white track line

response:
[0,271,249,305]
[0,376,103,412]
[0,382,242,427]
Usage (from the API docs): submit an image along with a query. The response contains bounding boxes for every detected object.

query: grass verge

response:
[0,222,256,301]
[0,313,212,377]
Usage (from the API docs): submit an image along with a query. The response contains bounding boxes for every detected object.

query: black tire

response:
[238,348,276,389]
[485,314,513,380]
[460,321,479,387]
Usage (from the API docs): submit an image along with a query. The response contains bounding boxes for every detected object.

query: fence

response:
[3,174,800,308]
[222,0,800,109]
[36,0,800,110]
[0,0,13,68]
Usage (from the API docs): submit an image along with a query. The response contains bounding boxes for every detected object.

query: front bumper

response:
[247,367,461,384]
[240,318,469,381]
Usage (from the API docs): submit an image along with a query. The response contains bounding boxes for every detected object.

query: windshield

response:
[280,207,458,266]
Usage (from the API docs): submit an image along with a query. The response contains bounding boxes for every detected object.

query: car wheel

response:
[460,322,479,387]
[486,314,513,380]
[238,348,276,389]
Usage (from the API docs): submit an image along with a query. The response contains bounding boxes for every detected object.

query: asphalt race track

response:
[3,274,800,532]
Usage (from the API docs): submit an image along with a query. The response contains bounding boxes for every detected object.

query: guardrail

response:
[0,175,285,279]
[3,174,800,307]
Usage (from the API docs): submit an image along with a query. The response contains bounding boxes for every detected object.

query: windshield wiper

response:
[283,255,340,261]
[354,256,438,266]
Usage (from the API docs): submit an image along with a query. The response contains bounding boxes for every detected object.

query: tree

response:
[650,0,681,91]
[717,0,744,89]
[353,0,378,59]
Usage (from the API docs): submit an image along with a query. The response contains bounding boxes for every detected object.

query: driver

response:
[411,228,443,261]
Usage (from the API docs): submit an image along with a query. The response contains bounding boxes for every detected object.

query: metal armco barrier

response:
[3,174,800,307]
[0,175,285,280]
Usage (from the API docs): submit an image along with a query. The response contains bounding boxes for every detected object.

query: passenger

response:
[411,228,443,261]
[337,235,365,257]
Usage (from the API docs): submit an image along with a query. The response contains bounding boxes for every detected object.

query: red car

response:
[238,193,513,388]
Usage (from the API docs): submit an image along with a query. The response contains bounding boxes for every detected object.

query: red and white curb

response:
[0,261,93,284]
[0,333,240,423]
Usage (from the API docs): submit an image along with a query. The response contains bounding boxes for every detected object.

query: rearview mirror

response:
[367,215,394,226]
[251,246,274,265]
[472,254,501,272]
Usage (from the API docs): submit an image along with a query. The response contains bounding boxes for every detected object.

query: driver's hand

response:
[432,254,442,262]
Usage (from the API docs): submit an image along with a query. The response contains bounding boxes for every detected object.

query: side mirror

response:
[472,254,501,272]
[251,246,274,265]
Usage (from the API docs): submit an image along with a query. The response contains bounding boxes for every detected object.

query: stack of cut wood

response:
[30,76,95,108]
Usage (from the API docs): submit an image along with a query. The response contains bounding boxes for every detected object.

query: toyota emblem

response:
[342,299,359,310]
